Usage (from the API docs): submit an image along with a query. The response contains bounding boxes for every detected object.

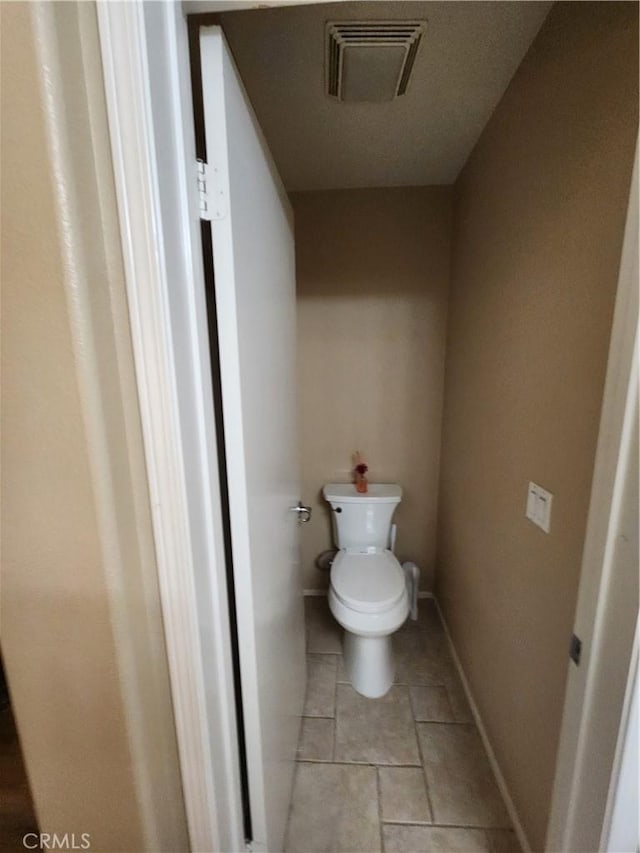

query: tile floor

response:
[285,597,521,853]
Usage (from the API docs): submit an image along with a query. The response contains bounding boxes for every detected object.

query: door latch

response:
[291,502,312,523]
[569,633,582,666]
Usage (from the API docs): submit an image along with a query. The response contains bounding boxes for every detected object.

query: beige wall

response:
[293,188,452,590]
[437,3,638,851]
[1,3,188,849]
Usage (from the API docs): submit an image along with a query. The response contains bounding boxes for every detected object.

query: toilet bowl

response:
[323,483,409,698]
[329,549,408,697]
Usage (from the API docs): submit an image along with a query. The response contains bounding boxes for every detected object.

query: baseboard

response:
[433,598,532,853]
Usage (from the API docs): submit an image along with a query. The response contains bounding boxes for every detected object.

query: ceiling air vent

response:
[326,20,426,102]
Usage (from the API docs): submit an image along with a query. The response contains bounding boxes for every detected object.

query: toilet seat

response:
[330,550,405,614]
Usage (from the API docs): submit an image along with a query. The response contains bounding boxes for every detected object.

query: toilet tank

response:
[323,483,402,551]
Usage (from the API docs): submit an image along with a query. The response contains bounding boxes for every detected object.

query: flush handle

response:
[291,502,312,523]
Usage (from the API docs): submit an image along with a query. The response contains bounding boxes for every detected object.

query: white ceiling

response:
[198,1,552,190]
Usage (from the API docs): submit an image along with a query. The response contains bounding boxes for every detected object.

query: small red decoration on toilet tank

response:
[352,451,369,494]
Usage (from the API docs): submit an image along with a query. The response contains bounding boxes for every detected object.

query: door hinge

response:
[196,158,226,221]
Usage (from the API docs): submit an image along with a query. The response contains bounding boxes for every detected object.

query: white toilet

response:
[323,483,409,699]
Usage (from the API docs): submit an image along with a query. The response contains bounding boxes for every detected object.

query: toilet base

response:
[343,631,394,698]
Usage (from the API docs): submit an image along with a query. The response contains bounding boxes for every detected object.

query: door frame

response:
[601,616,639,852]
[545,144,638,852]
[96,3,639,851]
[96,3,245,851]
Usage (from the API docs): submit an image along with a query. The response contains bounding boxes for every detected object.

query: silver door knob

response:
[291,502,312,523]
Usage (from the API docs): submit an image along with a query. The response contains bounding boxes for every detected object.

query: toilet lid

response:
[331,551,405,614]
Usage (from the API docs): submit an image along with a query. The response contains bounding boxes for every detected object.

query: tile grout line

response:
[411,604,471,824]
[383,678,437,829]
[381,819,515,831]
[283,760,301,849]
[440,680,460,723]
[331,648,340,762]
[375,766,385,853]
[412,705,436,825]
[410,606,493,829]
[404,619,438,828]
[484,827,497,853]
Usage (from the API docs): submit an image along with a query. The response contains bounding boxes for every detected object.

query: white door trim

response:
[545,143,639,851]
[96,3,245,851]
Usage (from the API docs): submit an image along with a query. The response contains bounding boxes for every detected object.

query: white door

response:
[199,26,306,853]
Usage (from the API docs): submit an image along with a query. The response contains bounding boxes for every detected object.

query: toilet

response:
[323,483,409,698]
